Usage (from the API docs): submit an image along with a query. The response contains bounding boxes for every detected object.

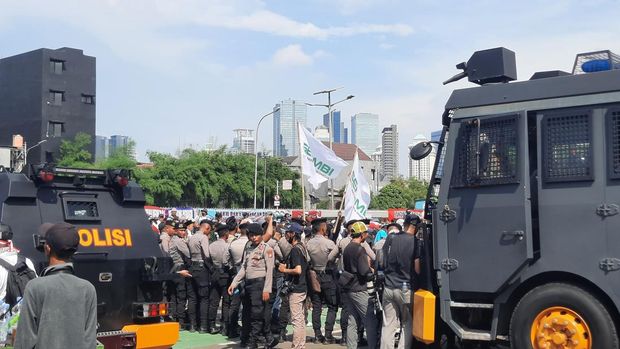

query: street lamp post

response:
[254,108,280,209]
[307,90,354,209]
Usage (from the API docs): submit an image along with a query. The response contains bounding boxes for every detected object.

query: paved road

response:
[176,322,510,349]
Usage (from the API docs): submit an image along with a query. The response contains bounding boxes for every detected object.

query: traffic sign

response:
[274,194,280,201]
[282,180,293,190]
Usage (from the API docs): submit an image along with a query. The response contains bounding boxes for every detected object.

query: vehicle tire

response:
[510,282,618,349]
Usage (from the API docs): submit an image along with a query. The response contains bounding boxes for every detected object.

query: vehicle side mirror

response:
[478,141,490,174]
[410,142,433,161]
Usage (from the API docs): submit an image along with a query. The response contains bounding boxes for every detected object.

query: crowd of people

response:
[153,209,422,349]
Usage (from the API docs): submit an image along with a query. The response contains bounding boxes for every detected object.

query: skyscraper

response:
[0,47,96,164]
[381,125,399,181]
[95,136,109,161]
[322,110,343,143]
[110,135,135,159]
[409,134,436,183]
[273,99,307,157]
[344,128,348,144]
[431,130,442,142]
[231,129,255,154]
[351,113,380,156]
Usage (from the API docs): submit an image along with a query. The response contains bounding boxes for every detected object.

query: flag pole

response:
[335,149,356,228]
[297,122,306,223]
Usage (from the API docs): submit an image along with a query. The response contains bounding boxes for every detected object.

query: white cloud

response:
[271,44,329,67]
[272,44,314,66]
[379,43,395,50]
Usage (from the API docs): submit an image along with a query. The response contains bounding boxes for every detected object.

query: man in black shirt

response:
[341,221,378,349]
[278,224,308,349]
[380,214,421,349]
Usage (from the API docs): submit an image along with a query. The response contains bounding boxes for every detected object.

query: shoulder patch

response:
[267,249,273,259]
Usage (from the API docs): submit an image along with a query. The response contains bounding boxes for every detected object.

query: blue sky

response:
[1,0,619,174]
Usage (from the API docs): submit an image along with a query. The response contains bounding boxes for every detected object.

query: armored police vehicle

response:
[0,163,178,348]
[411,48,620,348]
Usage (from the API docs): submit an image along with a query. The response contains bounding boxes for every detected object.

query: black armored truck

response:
[0,164,178,348]
[411,48,620,348]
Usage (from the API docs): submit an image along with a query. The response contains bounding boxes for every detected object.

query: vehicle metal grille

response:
[542,110,592,182]
[453,115,519,187]
[607,108,620,179]
[66,200,99,218]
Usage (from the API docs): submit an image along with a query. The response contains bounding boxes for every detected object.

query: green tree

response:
[96,140,137,169]
[369,177,428,209]
[57,132,93,167]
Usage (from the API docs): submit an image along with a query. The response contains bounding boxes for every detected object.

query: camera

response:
[0,224,13,241]
[33,234,46,252]
[279,280,293,297]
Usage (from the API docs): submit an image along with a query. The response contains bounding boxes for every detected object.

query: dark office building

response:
[322,110,342,143]
[0,47,96,165]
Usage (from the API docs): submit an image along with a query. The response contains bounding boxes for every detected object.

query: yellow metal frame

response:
[122,322,179,349]
[413,289,436,344]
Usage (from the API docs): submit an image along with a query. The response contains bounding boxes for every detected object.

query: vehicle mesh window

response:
[607,108,620,179]
[452,115,519,187]
[65,200,99,220]
[542,110,592,182]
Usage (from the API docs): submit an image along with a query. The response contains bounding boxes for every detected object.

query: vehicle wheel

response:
[510,282,618,349]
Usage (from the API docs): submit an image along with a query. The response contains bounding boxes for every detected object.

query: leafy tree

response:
[57,132,93,167]
[369,177,428,209]
[96,140,137,169]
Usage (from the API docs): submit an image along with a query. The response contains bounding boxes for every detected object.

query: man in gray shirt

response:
[15,222,97,349]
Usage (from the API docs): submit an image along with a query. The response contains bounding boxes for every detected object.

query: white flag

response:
[298,124,348,190]
[344,152,371,222]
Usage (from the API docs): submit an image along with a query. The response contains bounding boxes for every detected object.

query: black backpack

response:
[0,255,36,308]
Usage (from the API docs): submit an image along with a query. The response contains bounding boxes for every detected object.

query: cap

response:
[404,214,421,226]
[225,216,238,230]
[386,222,402,232]
[215,223,229,233]
[199,219,214,227]
[291,217,305,226]
[39,222,80,255]
[164,218,175,226]
[246,223,263,237]
[345,219,370,229]
[184,220,194,228]
[311,217,327,227]
[173,221,184,230]
[285,222,303,235]
[349,221,368,236]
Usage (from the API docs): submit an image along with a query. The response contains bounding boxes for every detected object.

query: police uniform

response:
[207,224,233,334]
[307,218,339,343]
[169,223,191,328]
[187,221,212,332]
[226,230,249,340]
[264,236,283,342]
[229,224,275,349]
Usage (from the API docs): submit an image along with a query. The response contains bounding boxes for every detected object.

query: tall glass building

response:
[351,113,380,156]
[322,110,343,143]
[273,99,307,157]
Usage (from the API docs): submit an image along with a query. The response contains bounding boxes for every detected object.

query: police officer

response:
[159,218,175,255]
[307,217,339,344]
[341,221,378,349]
[260,216,284,345]
[228,223,276,349]
[226,220,249,341]
[170,221,192,330]
[207,222,233,334]
[187,219,213,332]
[380,215,420,349]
